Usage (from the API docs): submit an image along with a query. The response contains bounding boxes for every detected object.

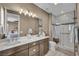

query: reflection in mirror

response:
[6,9,20,42]
[7,13,19,33]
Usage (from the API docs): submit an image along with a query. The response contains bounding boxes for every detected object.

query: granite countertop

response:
[0,35,49,51]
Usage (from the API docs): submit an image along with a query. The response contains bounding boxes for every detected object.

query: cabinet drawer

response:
[29,45,39,56]
[14,49,28,56]
[29,41,39,48]
[0,48,16,56]
[15,44,28,52]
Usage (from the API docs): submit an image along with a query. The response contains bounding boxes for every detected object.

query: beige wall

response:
[0,3,49,36]
[20,15,39,36]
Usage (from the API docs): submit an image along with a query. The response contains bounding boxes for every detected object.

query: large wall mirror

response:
[6,9,20,41]
[0,7,20,40]
[6,9,20,35]
[0,6,43,40]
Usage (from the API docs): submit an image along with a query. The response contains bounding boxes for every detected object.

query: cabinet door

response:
[44,38,49,54]
[29,45,39,56]
[0,48,17,56]
[13,49,28,56]
[0,44,28,56]
[13,44,28,56]
[39,40,44,56]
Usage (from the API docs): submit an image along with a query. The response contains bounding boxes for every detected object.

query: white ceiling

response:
[34,3,76,16]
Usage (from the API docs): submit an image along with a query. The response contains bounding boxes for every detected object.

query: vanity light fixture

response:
[19,9,38,18]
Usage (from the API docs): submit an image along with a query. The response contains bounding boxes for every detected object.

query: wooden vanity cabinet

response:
[0,44,29,56]
[0,38,49,56]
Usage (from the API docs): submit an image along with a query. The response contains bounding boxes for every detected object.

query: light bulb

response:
[19,9,23,14]
[24,10,28,16]
[28,12,32,17]
[30,12,33,16]
[28,13,31,16]
[32,14,36,18]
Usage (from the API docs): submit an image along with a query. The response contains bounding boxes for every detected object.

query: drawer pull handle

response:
[33,49,36,52]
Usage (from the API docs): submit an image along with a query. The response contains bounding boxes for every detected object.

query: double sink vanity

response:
[0,7,49,56]
[0,35,49,56]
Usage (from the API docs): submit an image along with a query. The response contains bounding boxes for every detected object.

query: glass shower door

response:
[54,24,74,55]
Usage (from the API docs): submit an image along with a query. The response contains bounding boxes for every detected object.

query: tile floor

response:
[45,49,68,56]
[45,41,75,56]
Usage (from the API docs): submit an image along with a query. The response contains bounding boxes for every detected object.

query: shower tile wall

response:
[52,12,74,52]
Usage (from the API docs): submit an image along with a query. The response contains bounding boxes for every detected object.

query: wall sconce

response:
[19,9,38,18]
